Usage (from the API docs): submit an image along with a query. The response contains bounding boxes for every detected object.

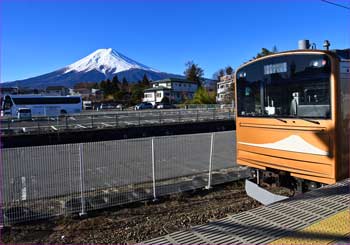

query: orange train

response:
[235,47,349,189]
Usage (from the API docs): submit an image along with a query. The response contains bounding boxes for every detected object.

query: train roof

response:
[237,48,350,71]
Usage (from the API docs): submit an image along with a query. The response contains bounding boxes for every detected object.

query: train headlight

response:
[238,72,247,78]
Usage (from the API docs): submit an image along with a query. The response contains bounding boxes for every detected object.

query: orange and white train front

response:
[235,49,349,185]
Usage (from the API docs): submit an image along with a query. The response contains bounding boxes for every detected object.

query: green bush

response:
[191,87,216,104]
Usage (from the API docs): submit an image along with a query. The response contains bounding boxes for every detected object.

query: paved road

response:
[1,131,237,203]
[1,109,233,134]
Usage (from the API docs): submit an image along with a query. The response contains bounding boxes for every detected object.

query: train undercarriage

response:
[245,167,323,205]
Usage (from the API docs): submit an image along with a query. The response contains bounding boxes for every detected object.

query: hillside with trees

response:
[76,74,151,106]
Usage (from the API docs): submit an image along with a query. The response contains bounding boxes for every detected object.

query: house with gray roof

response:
[143,78,198,105]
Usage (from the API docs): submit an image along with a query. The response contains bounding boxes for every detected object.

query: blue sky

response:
[1,0,350,82]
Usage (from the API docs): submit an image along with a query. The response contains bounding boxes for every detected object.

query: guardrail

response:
[0,108,235,135]
[0,131,247,225]
[177,104,234,110]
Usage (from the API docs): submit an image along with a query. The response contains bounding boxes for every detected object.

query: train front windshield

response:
[236,54,332,119]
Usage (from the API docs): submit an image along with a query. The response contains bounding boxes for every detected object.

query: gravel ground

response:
[1,180,261,244]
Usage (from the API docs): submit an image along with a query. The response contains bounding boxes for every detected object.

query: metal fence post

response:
[196,109,199,121]
[151,137,157,201]
[178,110,181,123]
[7,117,10,130]
[65,115,68,129]
[91,115,94,128]
[138,112,141,125]
[206,133,214,189]
[68,145,73,196]
[115,114,119,127]
[79,143,87,217]
[159,111,162,124]
[213,109,216,120]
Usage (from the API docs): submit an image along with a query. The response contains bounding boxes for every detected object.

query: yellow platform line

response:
[270,209,350,245]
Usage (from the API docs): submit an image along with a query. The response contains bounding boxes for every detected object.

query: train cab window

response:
[237,54,331,119]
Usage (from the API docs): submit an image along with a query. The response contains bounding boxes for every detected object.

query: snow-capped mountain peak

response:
[64,48,157,74]
[3,48,184,89]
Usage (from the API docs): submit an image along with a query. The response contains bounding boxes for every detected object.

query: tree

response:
[212,68,225,81]
[113,90,126,101]
[98,79,115,96]
[106,79,113,95]
[192,86,216,104]
[255,46,278,59]
[100,80,107,91]
[184,61,204,86]
[256,48,273,58]
[112,75,121,92]
[130,84,144,105]
[225,66,234,75]
[104,94,114,101]
[122,77,129,92]
[161,96,170,104]
[212,69,223,93]
[74,82,96,89]
[141,74,150,87]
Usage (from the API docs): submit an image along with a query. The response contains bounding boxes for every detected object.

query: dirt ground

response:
[1,181,262,244]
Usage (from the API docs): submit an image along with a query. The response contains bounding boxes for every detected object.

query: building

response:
[72,88,91,100]
[202,78,217,92]
[143,78,198,105]
[91,88,104,101]
[216,74,235,104]
[0,87,18,95]
[69,88,104,101]
[46,86,70,96]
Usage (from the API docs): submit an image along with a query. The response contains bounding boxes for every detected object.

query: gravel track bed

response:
[1,181,261,244]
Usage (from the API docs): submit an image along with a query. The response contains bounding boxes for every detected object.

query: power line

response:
[321,0,350,10]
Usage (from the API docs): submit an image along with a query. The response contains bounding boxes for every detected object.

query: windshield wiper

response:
[270,115,287,123]
[297,117,320,125]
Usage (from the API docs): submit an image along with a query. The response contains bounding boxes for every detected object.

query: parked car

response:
[100,103,115,110]
[134,102,154,110]
[156,103,176,109]
[116,104,123,110]
[17,108,32,120]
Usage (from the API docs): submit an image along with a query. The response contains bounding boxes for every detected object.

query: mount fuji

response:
[3,48,183,88]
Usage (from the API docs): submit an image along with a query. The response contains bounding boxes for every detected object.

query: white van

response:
[83,101,92,110]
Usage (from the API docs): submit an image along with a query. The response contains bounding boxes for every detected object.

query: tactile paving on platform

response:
[269,209,350,245]
[142,178,350,245]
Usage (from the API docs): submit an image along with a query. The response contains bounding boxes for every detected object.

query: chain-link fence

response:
[0,131,248,225]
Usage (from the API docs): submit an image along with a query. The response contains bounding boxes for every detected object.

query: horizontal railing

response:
[0,108,235,135]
